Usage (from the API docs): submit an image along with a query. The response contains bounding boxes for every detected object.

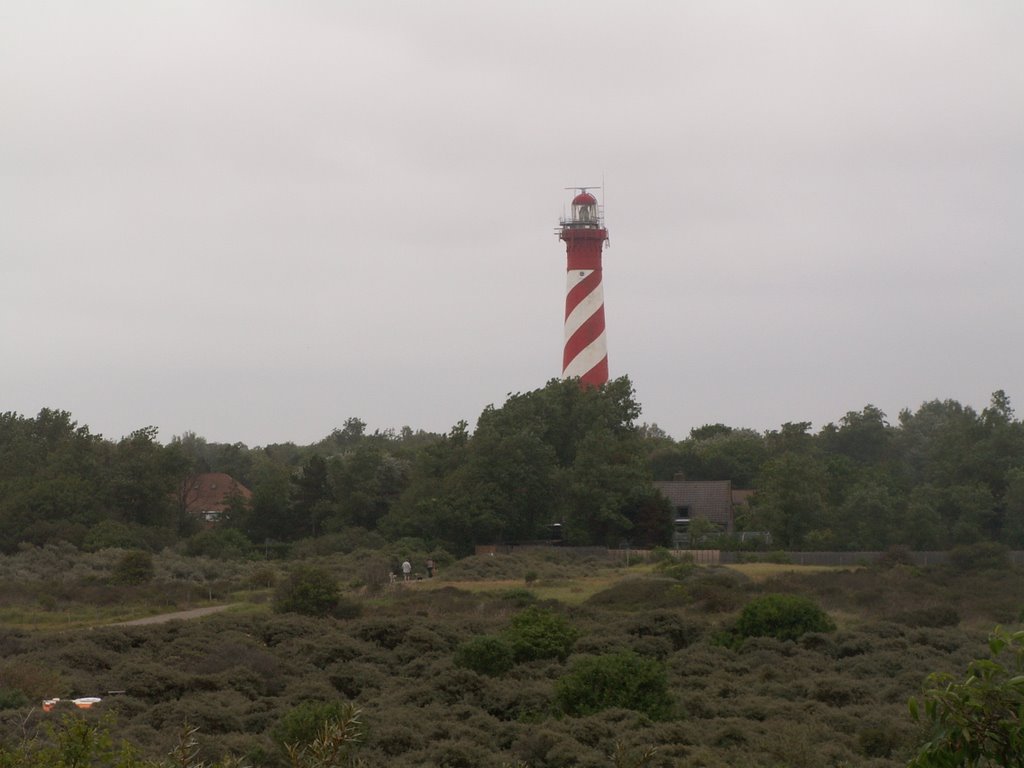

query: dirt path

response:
[112,604,236,626]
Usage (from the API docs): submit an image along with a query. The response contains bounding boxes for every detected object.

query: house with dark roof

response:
[653,479,743,548]
[183,472,252,524]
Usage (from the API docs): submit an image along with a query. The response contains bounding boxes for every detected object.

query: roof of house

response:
[185,472,252,514]
[653,480,734,527]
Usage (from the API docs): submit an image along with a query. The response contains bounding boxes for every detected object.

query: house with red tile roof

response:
[183,472,252,524]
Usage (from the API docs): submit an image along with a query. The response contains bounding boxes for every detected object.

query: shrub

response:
[648,546,674,564]
[585,578,690,611]
[0,660,62,700]
[627,611,702,651]
[357,557,392,595]
[892,605,960,628]
[505,606,579,663]
[876,545,915,569]
[555,651,673,719]
[185,529,254,560]
[353,618,412,650]
[947,542,1009,573]
[497,588,536,608]
[245,565,277,589]
[453,636,514,677]
[327,661,385,699]
[686,568,748,613]
[331,595,362,620]
[273,566,341,617]
[858,723,902,758]
[909,627,1024,768]
[111,550,154,585]
[81,520,141,551]
[0,688,27,709]
[811,675,868,707]
[735,594,835,642]
[0,715,142,767]
[271,699,356,749]
[654,560,696,581]
[276,703,365,767]
[737,550,792,564]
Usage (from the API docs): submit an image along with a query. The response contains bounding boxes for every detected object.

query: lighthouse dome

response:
[572,191,598,206]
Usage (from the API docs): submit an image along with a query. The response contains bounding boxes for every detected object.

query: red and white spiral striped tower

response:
[559,188,610,387]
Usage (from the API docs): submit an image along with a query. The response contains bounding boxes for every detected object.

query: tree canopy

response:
[2,387,1023,555]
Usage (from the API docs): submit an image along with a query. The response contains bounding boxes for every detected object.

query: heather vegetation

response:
[0,546,1021,766]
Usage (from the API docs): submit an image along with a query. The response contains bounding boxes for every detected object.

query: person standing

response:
[401,559,412,581]
[426,558,435,578]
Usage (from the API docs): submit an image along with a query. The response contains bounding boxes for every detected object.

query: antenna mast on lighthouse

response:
[558,187,610,387]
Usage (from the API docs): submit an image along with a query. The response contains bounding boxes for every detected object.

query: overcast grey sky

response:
[3,1,1023,445]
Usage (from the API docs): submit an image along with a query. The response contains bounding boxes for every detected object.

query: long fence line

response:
[481,544,1024,568]
[615,549,1024,567]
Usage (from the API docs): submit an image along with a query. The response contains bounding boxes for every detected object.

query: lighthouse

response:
[559,188,610,386]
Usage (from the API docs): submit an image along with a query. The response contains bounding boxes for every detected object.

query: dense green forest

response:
[2,378,1024,557]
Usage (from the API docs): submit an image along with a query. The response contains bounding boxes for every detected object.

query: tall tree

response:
[111,427,187,530]
[0,409,111,549]
[329,444,410,531]
[753,451,829,548]
[243,457,293,543]
[288,454,334,538]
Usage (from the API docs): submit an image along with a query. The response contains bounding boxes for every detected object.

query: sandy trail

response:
[112,604,235,626]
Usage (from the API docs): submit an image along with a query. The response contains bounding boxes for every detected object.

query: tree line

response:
[1,380,1022,555]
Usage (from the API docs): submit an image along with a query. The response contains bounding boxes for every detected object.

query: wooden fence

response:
[477,545,1024,568]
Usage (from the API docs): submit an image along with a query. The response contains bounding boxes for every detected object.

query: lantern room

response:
[561,189,603,229]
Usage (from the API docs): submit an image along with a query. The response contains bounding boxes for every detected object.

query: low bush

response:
[271,699,356,749]
[81,520,142,552]
[653,560,696,581]
[273,566,340,617]
[858,723,903,758]
[111,550,154,585]
[453,636,514,677]
[244,565,277,589]
[891,605,960,628]
[555,651,673,719]
[627,611,703,651]
[331,595,362,620]
[875,545,915,569]
[735,594,835,643]
[506,606,579,663]
[0,688,27,710]
[327,661,385,699]
[0,659,62,699]
[686,569,748,613]
[353,618,412,650]
[356,556,392,594]
[946,542,1009,572]
[496,587,536,608]
[648,546,674,564]
[184,529,254,560]
[585,577,690,610]
[736,550,792,564]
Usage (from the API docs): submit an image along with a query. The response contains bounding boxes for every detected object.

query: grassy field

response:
[725,562,860,581]
[0,562,862,630]
[407,562,856,604]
